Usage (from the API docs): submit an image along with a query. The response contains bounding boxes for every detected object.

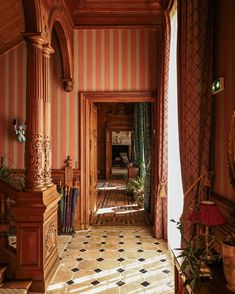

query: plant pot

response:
[137,199,144,208]
[222,242,235,292]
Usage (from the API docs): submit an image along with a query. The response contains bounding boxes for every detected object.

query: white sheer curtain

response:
[167,2,183,250]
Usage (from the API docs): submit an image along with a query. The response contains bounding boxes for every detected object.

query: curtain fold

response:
[154,11,170,240]
[144,103,152,212]
[133,103,152,211]
[177,0,213,241]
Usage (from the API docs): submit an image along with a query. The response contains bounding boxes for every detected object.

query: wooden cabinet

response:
[128,166,139,179]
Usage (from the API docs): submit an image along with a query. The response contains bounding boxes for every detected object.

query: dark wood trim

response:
[79,91,157,102]
[211,192,235,221]
[51,169,80,184]
[71,0,163,26]
[74,25,161,30]
[211,192,235,208]
[8,169,81,185]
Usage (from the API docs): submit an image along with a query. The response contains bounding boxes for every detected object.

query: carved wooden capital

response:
[22,33,45,47]
[62,78,74,92]
[42,44,54,57]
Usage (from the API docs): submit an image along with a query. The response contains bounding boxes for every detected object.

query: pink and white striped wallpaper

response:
[51,28,157,168]
[0,42,26,169]
[0,28,157,170]
[0,26,234,200]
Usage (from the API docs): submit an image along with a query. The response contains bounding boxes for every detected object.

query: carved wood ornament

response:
[22,0,74,191]
[12,1,73,291]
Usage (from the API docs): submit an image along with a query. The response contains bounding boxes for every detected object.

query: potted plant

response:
[222,233,235,292]
[127,176,145,207]
[171,219,221,291]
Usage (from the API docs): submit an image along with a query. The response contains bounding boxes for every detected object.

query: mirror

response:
[228,111,235,188]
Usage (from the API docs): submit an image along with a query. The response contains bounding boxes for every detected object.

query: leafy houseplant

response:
[171,219,221,291]
[127,176,145,207]
[222,233,235,292]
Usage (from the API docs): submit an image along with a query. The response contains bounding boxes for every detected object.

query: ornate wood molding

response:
[22,0,74,92]
[71,0,163,26]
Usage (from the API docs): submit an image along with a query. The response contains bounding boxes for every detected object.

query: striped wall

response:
[0,28,157,170]
[51,28,158,168]
[0,43,26,169]
[73,29,157,92]
[0,25,233,201]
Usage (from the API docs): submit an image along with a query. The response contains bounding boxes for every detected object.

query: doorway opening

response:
[79,92,156,229]
[111,131,132,178]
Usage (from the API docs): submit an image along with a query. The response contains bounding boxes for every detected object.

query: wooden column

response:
[42,45,54,187]
[14,35,61,292]
[24,34,46,192]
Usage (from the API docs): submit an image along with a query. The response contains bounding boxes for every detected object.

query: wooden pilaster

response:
[23,34,46,192]
[42,45,54,188]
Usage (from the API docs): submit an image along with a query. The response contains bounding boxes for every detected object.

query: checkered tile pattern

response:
[45,226,174,294]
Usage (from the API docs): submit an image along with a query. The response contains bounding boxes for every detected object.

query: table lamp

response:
[189,200,226,260]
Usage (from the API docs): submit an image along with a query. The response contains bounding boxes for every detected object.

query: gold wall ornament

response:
[228,111,235,188]
[158,182,167,198]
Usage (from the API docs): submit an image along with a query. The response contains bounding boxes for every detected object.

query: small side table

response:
[127,166,139,178]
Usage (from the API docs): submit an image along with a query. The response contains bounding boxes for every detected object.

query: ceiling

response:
[0,0,164,56]
[0,0,24,55]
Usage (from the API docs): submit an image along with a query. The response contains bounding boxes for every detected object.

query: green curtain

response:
[133,103,151,211]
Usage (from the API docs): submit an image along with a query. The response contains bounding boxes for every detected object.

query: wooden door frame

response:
[79,91,157,229]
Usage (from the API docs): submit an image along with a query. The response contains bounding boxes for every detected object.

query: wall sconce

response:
[13,119,26,143]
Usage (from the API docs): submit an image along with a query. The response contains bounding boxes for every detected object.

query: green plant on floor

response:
[127,176,145,207]
[171,219,221,291]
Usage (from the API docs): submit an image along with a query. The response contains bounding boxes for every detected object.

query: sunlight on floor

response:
[98,186,127,191]
[46,226,174,294]
[96,204,143,215]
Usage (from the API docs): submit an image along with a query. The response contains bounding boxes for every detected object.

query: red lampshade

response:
[189,201,226,226]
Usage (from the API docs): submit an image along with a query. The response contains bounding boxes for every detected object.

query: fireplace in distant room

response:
[112,145,129,160]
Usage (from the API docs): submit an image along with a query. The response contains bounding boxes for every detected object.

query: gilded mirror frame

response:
[228,111,235,188]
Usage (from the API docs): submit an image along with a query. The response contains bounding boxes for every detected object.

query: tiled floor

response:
[94,179,150,226]
[46,226,174,294]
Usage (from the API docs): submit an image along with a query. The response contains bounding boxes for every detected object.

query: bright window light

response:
[167,4,184,251]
